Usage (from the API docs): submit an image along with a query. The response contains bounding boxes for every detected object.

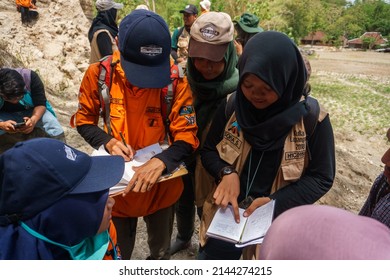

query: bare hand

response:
[213,173,241,223]
[0,120,19,133]
[243,197,271,218]
[16,117,34,134]
[234,40,243,56]
[123,157,166,195]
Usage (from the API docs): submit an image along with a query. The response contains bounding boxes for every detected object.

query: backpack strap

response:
[303,96,320,161]
[98,55,119,135]
[225,91,236,119]
[15,68,31,91]
[177,26,185,39]
[160,64,183,143]
[303,96,320,139]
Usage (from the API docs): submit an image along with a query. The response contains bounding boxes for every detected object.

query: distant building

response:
[347,32,388,49]
[300,31,347,47]
[301,31,327,45]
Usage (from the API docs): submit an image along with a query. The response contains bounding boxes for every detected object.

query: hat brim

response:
[188,39,228,62]
[70,155,124,194]
[237,22,263,34]
[120,54,171,88]
[113,3,124,10]
[180,9,196,14]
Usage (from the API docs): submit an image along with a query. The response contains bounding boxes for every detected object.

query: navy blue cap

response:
[0,138,124,226]
[118,9,171,88]
[180,4,198,15]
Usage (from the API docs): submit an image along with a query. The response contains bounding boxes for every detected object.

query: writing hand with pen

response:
[105,132,136,162]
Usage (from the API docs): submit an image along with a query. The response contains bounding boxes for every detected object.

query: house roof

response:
[302,31,326,41]
[348,32,388,45]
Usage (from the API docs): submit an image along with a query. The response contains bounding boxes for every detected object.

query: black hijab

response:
[235,31,308,151]
[88,8,119,43]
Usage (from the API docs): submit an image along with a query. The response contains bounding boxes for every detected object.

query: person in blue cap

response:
[74,9,199,260]
[171,4,198,71]
[0,138,124,259]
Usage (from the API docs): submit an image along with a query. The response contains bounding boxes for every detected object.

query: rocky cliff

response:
[0,0,94,152]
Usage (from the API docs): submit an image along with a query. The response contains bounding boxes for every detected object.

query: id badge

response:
[238,196,254,209]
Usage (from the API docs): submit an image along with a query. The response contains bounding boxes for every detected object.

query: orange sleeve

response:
[15,0,31,8]
[169,76,199,151]
[74,63,102,127]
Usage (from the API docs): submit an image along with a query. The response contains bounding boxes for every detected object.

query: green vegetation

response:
[311,73,389,136]
[111,0,390,44]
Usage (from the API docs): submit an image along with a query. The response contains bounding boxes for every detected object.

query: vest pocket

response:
[217,138,240,165]
[281,160,304,181]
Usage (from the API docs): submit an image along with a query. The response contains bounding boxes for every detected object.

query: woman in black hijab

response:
[199,31,336,260]
[88,1,123,63]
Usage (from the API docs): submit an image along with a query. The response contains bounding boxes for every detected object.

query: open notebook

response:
[206,200,275,247]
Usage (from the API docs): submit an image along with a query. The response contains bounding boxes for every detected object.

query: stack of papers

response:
[91,143,187,196]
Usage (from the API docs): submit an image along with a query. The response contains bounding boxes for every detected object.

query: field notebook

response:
[206,200,275,247]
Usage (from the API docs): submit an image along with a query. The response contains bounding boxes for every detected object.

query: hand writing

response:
[106,138,135,162]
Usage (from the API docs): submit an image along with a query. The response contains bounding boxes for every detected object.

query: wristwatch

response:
[216,166,238,184]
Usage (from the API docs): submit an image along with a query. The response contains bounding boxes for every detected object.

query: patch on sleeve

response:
[179,105,194,115]
[185,115,196,126]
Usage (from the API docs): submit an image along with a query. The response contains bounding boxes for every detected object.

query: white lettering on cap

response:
[199,24,219,40]
[140,45,163,56]
[64,145,77,161]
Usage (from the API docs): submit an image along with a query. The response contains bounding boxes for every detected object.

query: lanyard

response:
[246,150,264,198]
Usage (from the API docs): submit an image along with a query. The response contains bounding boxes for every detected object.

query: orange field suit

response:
[74,50,199,218]
[16,0,36,8]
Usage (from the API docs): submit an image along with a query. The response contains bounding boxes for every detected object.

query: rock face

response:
[0,0,94,152]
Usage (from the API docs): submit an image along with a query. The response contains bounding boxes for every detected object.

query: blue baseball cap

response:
[0,138,124,226]
[118,10,171,88]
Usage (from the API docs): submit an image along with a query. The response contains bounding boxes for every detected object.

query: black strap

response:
[98,56,119,135]
[303,96,320,161]
[224,91,236,119]
[304,96,320,139]
[177,26,185,38]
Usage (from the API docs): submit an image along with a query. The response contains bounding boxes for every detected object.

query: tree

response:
[111,0,389,43]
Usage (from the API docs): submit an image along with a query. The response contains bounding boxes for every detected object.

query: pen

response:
[119,131,127,147]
